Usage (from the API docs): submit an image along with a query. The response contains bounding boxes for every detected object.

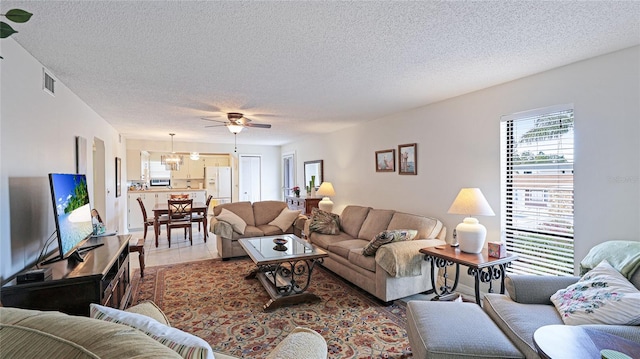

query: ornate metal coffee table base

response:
[245,258,324,311]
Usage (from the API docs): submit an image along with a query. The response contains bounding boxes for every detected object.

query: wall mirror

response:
[304,160,323,190]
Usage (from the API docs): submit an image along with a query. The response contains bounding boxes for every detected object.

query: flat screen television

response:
[42,173,103,265]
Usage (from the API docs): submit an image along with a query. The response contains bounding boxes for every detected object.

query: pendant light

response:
[160,133,183,170]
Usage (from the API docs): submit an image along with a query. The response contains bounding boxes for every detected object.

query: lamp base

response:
[456,217,487,254]
[318,197,333,213]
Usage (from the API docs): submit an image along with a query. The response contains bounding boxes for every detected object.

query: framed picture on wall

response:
[115,157,122,197]
[375,149,395,172]
[398,143,417,175]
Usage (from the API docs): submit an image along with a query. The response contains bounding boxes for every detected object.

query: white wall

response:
[0,40,126,281]
[283,46,640,278]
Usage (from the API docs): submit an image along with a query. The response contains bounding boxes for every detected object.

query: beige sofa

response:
[305,205,446,302]
[0,302,327,359]
[210,201,306,259]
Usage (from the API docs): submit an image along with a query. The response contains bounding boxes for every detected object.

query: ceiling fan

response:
[201,112,272,134]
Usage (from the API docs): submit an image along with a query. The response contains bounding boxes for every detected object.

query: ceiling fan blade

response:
[245,123,272,129]
[204,124,228,128]
[201,117,227,123]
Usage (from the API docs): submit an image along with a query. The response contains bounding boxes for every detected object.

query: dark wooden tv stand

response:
[1,234,132,316]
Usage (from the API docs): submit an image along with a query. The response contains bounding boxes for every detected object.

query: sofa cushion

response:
[90,304,214,359]
[362,229,417,256]
[348,248,377,272]
[358,209,395,240]
[309,208,341,235]
[213,201,255,226]
[216,208,247,234]
[579,240,640,279]
[232,225,264,239]
[339,206,371,238]
[253,201,288,226]
[268,207,302,231]
[258,224,287,236]
[388,212,443,239]
[327,239,369,259]
[483,293,563,359]
[0,324,99,359]
[550,260,640,325]
[310,232,354,250]
[0,307,182,358]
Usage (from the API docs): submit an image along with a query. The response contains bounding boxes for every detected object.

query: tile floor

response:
[128,224,220,275]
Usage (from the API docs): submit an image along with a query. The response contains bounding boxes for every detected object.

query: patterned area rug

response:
[130,258,412,358]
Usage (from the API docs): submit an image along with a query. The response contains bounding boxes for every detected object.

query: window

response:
[501,105,574,276]
[282,152,295,198]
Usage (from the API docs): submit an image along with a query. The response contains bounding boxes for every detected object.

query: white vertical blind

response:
[501,106,574,276]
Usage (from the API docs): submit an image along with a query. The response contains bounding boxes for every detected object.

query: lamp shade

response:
[447,188,495,216]
[317,182,336,212]
[227,124,243,134]
[317,182,336,197]
[448,188,495,253]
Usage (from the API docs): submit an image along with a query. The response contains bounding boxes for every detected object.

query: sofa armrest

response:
[265,327,327,359]
[506,275,580,304]
[293,215,308,237]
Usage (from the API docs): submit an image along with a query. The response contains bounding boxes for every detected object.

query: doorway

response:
[238,155,261,202]
[282,152,295,199]
[93,137,106,225]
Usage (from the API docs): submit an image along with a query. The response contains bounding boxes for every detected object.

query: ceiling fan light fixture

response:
[190,152,200,160]
[227,124,244,134]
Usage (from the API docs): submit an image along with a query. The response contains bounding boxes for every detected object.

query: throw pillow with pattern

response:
[362,229,418,256]
[308,207,341,235]
[550,260,640,325]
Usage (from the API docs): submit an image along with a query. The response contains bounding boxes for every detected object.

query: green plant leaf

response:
[0,22,17,38]
[5,9,33,23]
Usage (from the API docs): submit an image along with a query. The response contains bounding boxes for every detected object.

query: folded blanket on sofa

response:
[376,239,444,277]
[580,240,640,279]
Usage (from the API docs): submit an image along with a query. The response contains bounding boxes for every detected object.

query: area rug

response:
[130,258,412,358]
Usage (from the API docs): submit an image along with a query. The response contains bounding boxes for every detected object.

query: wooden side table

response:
[419,246,517,305]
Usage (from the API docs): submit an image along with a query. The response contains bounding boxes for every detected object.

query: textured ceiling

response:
[3,1,639,145]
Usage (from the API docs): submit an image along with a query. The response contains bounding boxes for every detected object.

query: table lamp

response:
[317,182,336,212]
[447,188,495,253]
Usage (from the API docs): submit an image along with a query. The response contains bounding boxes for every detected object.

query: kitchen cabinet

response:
[171,158,205,180]
[203,155,230,167]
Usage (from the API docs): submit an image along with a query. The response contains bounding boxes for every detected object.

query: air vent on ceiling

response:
[42,68,55,96]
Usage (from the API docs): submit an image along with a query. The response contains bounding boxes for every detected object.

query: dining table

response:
[152,202,208,247]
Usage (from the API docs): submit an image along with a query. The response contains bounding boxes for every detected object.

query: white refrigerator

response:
[205,166,232,205]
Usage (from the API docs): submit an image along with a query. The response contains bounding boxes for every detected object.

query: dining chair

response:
[137,197,168,240]
[191,195,213,241]
[167,198,194,247]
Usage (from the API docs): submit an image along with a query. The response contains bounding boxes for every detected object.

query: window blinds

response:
[501,107,574,276]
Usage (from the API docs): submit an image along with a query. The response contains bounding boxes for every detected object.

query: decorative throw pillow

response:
[269,208,302,231]
[216,208,247,234]
[550,260,640,325]
[308,208,340,235]
[90,304,214,359]
[362,229,418,256]
[125,300,171,326]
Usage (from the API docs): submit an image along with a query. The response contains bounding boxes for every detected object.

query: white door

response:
[239,155,261,202]
[282,152,295,199]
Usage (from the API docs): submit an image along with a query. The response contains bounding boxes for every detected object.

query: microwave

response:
[150,178,170,187]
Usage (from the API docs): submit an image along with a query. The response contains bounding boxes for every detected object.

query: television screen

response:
[48,173,94,261]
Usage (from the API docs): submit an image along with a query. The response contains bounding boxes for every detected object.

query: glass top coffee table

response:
[238,234,328,311]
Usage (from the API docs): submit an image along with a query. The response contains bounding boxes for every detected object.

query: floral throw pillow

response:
[308,208,341,235]
[362,229,418,256]
[550,260,640,325]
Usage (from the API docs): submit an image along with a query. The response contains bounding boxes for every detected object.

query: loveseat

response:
[210,201,306,259]
[0,301,328,359]
[305,205,446,302]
